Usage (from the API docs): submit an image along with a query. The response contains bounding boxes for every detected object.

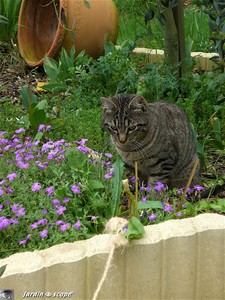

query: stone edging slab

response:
[0,213,224,299]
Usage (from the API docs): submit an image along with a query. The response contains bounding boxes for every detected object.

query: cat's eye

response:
[110,125,117,131]
[129,125,137,131]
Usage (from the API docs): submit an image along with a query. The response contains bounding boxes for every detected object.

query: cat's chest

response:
[116,147,145,165]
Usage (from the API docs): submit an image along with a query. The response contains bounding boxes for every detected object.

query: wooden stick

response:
[134,161,138,217]
[178,158,199,210]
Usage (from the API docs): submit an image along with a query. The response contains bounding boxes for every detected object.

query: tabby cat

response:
[101,94,200,188]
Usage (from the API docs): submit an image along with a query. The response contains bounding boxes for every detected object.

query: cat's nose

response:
[118,134,127,143]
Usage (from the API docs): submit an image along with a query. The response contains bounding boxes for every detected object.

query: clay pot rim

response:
[18,0,66,67]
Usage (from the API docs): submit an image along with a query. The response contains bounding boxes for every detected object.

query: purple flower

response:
[46,125,52,131]
[176,212,182,217]
[18,239,27,245]
[146,185,152,192]
[71,185,81,195]
[56,206,66,215]
[7,173,18,181]
[0,217,10,230]
[11,203,20,213]
[148,214,157,221]
[130,176,136,183]
[105,153,113,158]
[16,207,26,217]
[52,198,60,207]
[163,205,174,212]
[31,182,42,192]
[6,185,14,194]
[0,204,3,211]
[73,220,81,230]
[38,124,45,132]
[15,128,25,134]
[0,131,7,136]
[9,218,18,225]
[31,222,38,230]
[42,209,48,215]
[154,182,165,192]
[45,186,54,196]
[60,222,70,232]
[18,161,29,169]
[194,185,204,191]
[26,234,32,240]
[62,197,70,203]
[37,218,48,226]
[0,180,6,185]
[55,220,64,226]
[91,216,99,221]
[104,171,113,179]
[76,145,90,154]
[75,138,88,146]
[40,229,48,238]
[0,188,4,196]
[141,196,147,202]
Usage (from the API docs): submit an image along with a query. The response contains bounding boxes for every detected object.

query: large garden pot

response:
[18,0,119,67]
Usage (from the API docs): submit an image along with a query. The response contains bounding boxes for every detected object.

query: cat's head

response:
[101,94,149,145]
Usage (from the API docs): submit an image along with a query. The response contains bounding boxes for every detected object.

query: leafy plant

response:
[194,0,225,72]
[20,86,50,133]
[0,0,21,42]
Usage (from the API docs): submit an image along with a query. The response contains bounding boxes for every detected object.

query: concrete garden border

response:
[0,213,224,300]
[130,47,218,71]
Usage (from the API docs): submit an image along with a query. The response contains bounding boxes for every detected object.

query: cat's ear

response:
[101,97,116,113]
[128,95,148,112]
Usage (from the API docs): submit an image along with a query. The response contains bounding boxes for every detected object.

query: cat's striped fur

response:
[101,94,200,188]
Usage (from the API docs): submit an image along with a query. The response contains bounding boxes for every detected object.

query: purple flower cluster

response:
[137,179,204,224]
[0,130,112,249]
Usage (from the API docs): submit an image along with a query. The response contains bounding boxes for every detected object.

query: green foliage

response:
[42,40,140,109]
[124,216,145,240]
[20,86,50,132]
[0,0,21,42]
[111,156,124,217]
[0,264,7,277]
[194,0,225,71]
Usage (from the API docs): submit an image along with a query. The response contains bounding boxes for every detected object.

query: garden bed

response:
[0,213,224,300]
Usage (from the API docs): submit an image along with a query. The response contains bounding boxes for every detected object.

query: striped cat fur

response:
[101,94,200,188]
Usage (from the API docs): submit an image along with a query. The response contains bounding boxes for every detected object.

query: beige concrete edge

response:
[0,213,224,278]
[117,46,218,70]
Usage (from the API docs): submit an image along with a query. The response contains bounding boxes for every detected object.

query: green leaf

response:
[111,155,124,217]
[43,56,59,82]
[0,264,7,277]
[65,149,88,171]
[41,83,68,93]
[34,131,44,141]
[137,201,163,210]
[217,199,225,207]
[124,217,145,240]
[83,0,91,9]
[104,42,116,55]
[28,100,49,130]
[88,180,105,190]
[21,86,38,110]
[210,204,225,212]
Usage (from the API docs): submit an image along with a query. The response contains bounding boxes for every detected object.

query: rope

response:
[92,217,128,300]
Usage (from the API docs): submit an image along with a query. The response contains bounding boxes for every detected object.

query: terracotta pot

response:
[18,0,119,67]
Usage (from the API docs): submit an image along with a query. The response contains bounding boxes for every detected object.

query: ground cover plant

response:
[0,1,225,260]
[2,125,224,259]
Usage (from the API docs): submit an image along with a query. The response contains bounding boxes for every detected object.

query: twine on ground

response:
[92,217,128,300]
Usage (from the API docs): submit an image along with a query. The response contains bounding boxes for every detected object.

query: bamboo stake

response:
[178,158,199,210]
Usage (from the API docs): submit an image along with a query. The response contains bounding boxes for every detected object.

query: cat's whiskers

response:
[131,139,148,159]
